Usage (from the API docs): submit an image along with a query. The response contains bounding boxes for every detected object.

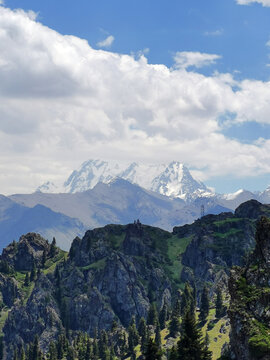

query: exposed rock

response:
[228,217,270,360]
[1,233,51,271]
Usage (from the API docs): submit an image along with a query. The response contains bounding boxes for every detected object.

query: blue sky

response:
[1,0,270,194]
[6,0,270,79]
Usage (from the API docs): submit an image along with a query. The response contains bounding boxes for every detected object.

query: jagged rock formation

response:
[170,200,270,298]
[1,233,51,271]
[1,200,270,357]
[2,224,174,356]
[229,216,270,360]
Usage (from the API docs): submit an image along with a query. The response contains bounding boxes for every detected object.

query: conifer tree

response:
[144,338,161,360]
[177,309,212,360]
[199,286,210,323]
[147,303,158,326]
[13,349,18,360]
[50,237,57,257]
[169,299,181,337]
[169,346,178,360]
[159,303,168,330]
[155,321,161,348]
[181,283,195,315]
[0,336,4,360]
[48,342,57,360]
[215,288,224,319]
[19,347,25,360]
[67,346,76,360]
[128,316,140,353]
[138,318,148,354]
[30,264,36,282]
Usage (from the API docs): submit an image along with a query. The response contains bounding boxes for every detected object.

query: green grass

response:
[0,308,9,335]
[213,218,242,226]
[200,309,230,360]
[165,235,193,281]
[214,229,242,239]
[109,233,126,250]
[79,258,106,271]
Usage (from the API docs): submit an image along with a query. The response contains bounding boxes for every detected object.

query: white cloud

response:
[97,35,114,48]
[204,29,224,37]
[236,0,270,6]
[174,51,222,69]
[1,7,270,193]
[0,0,4,5]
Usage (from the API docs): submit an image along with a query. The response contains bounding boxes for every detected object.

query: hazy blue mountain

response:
[0,195,85,251]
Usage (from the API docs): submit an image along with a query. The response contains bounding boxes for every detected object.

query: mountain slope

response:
[12,179,232,235]
[0,195,85,251]
[229,216,270,359]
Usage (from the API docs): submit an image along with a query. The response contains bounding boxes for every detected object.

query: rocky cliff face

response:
[1,223,173,357]
[228,216,270,360]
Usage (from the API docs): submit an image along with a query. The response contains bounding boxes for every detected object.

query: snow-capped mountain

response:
[37,159,213,201]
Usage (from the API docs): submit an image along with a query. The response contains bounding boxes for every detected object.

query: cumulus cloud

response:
[1,7,270,193]
[236,0,270,6]
[97,35,114,48]
[174,51,222,69]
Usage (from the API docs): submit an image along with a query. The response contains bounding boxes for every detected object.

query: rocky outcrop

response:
[229,216,270,360]
[173,208,256,295]
[2,223,172,355]
[3,273,62,356]
[1,233,51,271]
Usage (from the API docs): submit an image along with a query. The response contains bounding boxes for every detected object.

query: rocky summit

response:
[0,199,270,359]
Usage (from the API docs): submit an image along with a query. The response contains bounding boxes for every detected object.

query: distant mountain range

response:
[37,159,213,201]
[0,195,85,252]
[2,159,270,251]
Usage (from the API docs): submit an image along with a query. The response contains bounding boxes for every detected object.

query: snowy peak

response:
[37,159,212,201]
[151,162,209,200]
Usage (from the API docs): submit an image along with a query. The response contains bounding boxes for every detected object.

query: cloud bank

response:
[236,0,270,6]
[1,7,270,193]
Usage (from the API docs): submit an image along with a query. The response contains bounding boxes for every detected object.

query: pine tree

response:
[138,318,148,354]
[147,303,158,326]
[128,316,140,353]
[215,288,224,319]
[199,286,210,323]
[169,346,178,360]
[169,299,181,337]
[50,237,57,258]
[177,309,212,360]
[85,338,92,360]
[159,303,168,330]
[144,338,161,360]
[67,346,76,360]
[181,283,195,315]
[99,330,109,360]
[42,250,47,268]
[155,321,161,347]
[19,347,25,360]
[30,264,36,282]
[13,349,18,360]
[48,342,57,360]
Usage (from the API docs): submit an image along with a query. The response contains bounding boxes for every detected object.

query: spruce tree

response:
[155,321,161,348]
[67,346,76,360]
[181,283,195,315]
[128,316,140,353]
[30,264,36,282]
[144,338,161,360]
[50,237,57,258]
[19,347,25,360]
[147,303,158,326]
[169,299,181,337]
[215,288,224,319]
[199,286,210,323]
[159,303,168,330]
[138,318,148,354]
[177,309,212,360]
